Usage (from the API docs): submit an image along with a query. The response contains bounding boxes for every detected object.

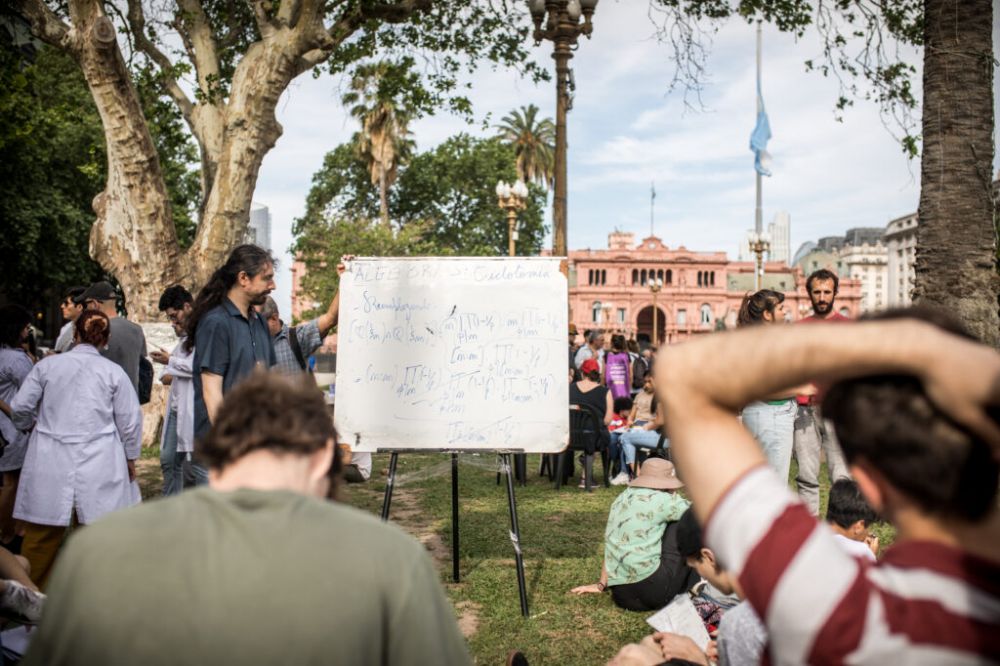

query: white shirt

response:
[160,338,195,454]
[11,345,142,525]
[54,322,75,353]
[832,532,877,562]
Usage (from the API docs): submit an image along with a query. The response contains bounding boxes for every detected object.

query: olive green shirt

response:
[24,487,471,666]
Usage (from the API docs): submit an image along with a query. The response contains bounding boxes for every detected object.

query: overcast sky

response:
[254,1,1000,317]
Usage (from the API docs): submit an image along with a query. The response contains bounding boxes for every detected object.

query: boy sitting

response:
[826,478,879,562]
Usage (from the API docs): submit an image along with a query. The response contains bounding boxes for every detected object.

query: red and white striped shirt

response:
[706,466,1000,664]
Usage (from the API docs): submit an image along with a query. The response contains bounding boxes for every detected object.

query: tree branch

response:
[14,0,76,52]
[248,0,276,38]
[176,0,223,101]
[125,0,195,122]
[293,0,432,76]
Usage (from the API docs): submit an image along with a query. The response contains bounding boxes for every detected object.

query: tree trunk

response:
[71,2,185,320]
[379,167,390,228]
[914,0,999,346]
[185,38,294,286]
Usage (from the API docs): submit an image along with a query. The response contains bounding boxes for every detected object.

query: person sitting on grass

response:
[656,306,1000,663]
[826,477,880,562]
[570,458,697,612]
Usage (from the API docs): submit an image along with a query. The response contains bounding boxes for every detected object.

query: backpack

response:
[287,326,312,374]
[138,356,153,405]
[631,354,648,390]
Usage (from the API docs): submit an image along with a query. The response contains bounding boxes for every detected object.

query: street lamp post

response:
[649,277,662,346]
[748,231,771,291]
[496,180,529,256]
[528,0,598,258]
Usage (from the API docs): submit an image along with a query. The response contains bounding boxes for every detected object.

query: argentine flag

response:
[750,82,773,176]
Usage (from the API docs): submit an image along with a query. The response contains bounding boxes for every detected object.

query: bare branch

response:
[14,0,76,52]
[125,0,195,121]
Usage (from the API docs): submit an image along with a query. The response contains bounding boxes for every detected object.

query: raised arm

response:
[657,320,1000,522]
[316,256,350,336]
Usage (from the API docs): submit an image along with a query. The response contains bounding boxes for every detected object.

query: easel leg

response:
[380,452,399,522]
[501,453,530,618]
[451,452,460,583]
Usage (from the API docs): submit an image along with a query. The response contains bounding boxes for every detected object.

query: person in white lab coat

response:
[10,309,142,587]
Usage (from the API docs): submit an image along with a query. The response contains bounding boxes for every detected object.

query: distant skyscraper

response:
[246,202,272,251]
[768,211,791,265]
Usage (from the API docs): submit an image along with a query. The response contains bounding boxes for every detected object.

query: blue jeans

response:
[620,428,666,466]
[161,409,208,496]
[741,400,796,483]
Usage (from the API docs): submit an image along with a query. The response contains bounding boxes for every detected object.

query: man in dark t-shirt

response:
[190,246,277,439]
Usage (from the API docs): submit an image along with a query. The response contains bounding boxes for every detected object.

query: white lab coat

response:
[160,337,194,454]
[10,344,142,526]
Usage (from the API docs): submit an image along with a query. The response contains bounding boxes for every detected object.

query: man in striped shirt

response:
[657,307,1000,664]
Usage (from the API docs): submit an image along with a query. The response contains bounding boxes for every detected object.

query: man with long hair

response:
[185,245,277,439]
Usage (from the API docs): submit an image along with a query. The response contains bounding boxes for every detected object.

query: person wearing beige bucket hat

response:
[570,458,698,611]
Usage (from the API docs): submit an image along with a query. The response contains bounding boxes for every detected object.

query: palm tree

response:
[495,104,555,189]
[342,62,415,229]
[912,0,999,346]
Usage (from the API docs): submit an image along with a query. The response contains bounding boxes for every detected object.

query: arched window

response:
[587,269,593,286]
[632,269,638,285]
[657,269,664,283]
[592,301,602,323]
[666,269,673,285]
[640,269,647,286]
[697,271,703,287]
[601,269,607,285]
[710,272,716,286]
[700,304,712,325]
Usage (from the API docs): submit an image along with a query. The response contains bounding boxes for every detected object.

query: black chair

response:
[555,404,611,492]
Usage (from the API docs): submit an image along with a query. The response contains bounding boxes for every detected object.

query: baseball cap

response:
[74,281,117,304]
[580,358,600,375]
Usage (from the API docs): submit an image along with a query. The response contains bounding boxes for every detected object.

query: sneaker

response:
[610,472,630,486]
[0,580,45,623]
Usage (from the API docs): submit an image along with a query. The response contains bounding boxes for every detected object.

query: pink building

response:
[569,231,860,344]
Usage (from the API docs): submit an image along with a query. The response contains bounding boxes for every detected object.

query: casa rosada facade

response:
[568,232,861,345]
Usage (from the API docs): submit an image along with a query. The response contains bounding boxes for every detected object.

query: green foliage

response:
[293,217,440,323]
[0,44,105,308]
[394,134,548,256]
[133,64,201,248]
[495,104,555,189]
[293,134,549,321]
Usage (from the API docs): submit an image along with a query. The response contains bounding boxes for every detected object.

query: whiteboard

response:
[334,257,569,452]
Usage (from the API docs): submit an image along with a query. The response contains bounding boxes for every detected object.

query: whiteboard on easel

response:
[334,257,570,453]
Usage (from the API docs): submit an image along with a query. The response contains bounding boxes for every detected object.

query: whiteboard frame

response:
[333,256,570,454]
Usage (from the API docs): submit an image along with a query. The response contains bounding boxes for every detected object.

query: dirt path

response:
[351,483,480,637]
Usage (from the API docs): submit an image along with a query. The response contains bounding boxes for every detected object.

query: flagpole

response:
[754,21,763,291]
[650,182,655,237]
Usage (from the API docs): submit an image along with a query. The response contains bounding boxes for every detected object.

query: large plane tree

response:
[13,0,542,318]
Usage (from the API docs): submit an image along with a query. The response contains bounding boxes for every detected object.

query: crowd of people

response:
[0,248,997,664]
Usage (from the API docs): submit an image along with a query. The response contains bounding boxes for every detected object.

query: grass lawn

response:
[337,453,895,665]
[135,450,893,665]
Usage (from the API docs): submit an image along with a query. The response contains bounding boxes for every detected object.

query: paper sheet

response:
[646,594,712,649]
